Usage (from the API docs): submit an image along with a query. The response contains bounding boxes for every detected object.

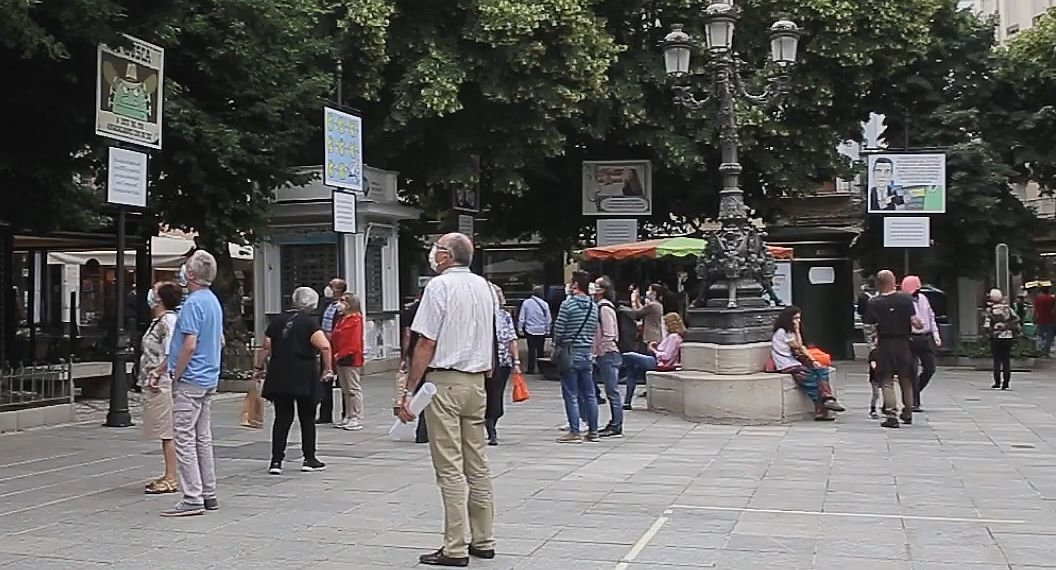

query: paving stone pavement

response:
[1,366,1055,569]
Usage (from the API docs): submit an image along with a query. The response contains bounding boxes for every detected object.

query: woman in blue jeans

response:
[553,271,600,443]
[623,313,685,409]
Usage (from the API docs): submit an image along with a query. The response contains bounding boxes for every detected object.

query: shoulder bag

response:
[552,303,593,374]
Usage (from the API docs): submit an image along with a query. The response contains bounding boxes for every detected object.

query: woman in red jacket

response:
[330,293,365,430]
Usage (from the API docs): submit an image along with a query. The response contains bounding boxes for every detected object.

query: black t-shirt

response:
[402,300,421,356]
[262,311,321,400]
[865,292,915,339]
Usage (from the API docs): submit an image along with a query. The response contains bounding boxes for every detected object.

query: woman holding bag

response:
[255,287,334,475]
[330,293,365,430]
[486,284,520,446]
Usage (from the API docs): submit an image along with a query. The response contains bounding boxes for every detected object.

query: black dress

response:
[262,311,322,402]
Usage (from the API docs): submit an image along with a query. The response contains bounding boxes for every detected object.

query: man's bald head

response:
[876,270,896,292]
[437,232,474,267]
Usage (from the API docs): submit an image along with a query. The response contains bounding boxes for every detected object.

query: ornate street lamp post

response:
[661,2,800,344]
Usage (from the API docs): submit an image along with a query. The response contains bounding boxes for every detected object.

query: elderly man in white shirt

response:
[400,232,496,568]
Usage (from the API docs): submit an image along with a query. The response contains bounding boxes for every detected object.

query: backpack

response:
[599,299,638,353]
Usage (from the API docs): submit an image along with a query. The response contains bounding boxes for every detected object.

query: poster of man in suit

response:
[867,153,946,214]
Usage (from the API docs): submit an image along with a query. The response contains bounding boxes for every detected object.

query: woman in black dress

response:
[255,286,334,474]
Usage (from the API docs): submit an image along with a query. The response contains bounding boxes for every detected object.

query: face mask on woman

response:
[324,286,334,298]
[587,283,598,296]
[147,288,159,309]
[646,290,656,302]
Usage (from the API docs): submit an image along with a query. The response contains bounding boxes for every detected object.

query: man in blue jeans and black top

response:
[554,270,599,443]
[592,276,624,438]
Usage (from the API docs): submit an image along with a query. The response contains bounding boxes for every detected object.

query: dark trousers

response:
[485,366,512,440]
[991,338,1013,387]
[414,380,429,443]
[272,395,317,463]
[525,335,546,374]
[910,334,937,407]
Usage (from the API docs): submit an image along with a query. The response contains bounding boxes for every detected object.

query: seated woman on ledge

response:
[770,306,845,421]
[622,312,686,410]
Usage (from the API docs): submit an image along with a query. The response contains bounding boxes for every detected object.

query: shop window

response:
[279,244,336,310]
[483,249,545,298]
[365,237,386,313]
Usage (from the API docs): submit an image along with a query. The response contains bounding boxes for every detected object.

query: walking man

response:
[318,278,346,424]
[162,250,224,516]
[1033,285,1055,357]
[901,275,941,411]
[592,276,624,438]
[517,285,551,375]
[864,270,921,429]
[400,233,496,567]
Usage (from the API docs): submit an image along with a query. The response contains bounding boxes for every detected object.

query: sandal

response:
[145,477,166,489]
[145,478,178,494]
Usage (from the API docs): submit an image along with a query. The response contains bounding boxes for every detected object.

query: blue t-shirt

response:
[167,289,224,389]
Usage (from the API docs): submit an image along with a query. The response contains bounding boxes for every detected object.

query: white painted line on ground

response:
[0,481,131,518]
[669,504,1027,524]
[614,512,671,569]
[0,465,142,498]
[0,452,81,470]
[0,454,139,483]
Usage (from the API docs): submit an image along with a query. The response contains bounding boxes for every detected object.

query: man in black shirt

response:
[864,270,922,428]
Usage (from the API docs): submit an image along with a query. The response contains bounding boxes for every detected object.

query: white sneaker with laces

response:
[343,419,364,431]
[334,418,348,429]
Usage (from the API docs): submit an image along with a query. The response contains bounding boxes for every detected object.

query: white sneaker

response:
[334,418,348,429]
[343,419,363,431]
[560,421,590,432]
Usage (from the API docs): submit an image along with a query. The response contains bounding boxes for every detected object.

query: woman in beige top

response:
[629,284,666,345]
[140,281,182,494]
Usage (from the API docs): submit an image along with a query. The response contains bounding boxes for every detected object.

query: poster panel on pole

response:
[106,147,148,208]
[866,153,946,214]
[596,219,638,246]
[883,216,930,248]
[332,190,358,234]
[457,214,474,236]
[323,107,363,192]
[96,35,164,149]
[582,160,652,216]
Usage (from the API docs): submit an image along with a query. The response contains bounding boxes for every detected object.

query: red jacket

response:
[331,313,364,367]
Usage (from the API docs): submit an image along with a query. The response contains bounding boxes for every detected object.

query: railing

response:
[0,361,74,412]
[1024,196,1056,219]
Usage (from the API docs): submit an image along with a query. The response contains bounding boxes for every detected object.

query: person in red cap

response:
[901,275,941,411]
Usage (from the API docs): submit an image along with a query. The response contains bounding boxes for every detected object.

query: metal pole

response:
[335,59,346,281]
[105,206,132,427]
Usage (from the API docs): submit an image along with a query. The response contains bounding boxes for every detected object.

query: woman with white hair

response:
[486,283,520,446]
[254,286,334,474]
[983,288,1021,390]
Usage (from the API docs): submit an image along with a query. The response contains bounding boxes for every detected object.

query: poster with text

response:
[324,107,363,192]
[96,35,164,149]
[866,153,946,214]
[582,160,652,216]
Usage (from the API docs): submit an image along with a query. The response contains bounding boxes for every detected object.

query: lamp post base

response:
[103,352,134,428]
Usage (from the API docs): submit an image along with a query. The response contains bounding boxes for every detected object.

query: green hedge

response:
[954,338,1041,359]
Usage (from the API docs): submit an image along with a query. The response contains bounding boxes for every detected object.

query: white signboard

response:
[867,153,946,214]
[96,35,164,149]
[457,214,474,236]
[332,190,357,234]
[766,261,792,306]
[106,147,148,207]
[583,160,652,216]
[596,219,638,246]
[883,216,930,248]
[323,107,364,192]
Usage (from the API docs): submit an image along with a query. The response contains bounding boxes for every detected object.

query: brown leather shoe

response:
[469,545,495,559]
[419,549,468,567]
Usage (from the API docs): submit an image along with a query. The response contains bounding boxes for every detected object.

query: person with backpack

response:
[591,276,625,438]
[517,285,552,375]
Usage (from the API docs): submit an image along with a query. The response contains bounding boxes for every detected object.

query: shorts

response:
[875,337,914,380]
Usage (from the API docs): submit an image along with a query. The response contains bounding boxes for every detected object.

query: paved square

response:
[1,366,1055,569]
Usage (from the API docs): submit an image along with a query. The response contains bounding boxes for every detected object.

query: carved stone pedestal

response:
[647,342,820,424]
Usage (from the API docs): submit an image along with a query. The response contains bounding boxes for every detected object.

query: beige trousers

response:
[336,366,363,421]
[424,370,495,558]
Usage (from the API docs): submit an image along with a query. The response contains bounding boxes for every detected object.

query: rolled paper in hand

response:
[388,382,437,441]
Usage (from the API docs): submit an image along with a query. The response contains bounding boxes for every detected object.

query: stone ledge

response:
[646,370,819,425]
[681,342,771,374]
[0,404,76,434]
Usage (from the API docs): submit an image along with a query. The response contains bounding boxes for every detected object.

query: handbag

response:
[552,304,593,374]
[240,379,265,429]
[512,372,530,403]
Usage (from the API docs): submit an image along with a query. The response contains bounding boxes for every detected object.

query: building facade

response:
[962,0,1053,43]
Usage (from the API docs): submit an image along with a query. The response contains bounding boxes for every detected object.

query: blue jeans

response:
[1038,323,1055,356]
[622,352,657,406]
[594,352,623,429]
[560,354,598,435]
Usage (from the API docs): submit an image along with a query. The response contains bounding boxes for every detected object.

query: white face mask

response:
[564,284,573,296]
[646,290,656,301]
[147,288,159,309]
[428,245,440,273]
[324,286,334,298]
[588,283,599,296]
[178,265,189,287]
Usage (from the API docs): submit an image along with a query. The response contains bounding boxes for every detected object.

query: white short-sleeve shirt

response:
[770,328,800,371]
[411,267,496,373]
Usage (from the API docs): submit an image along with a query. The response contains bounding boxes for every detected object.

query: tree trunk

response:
[198,234,252,375]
